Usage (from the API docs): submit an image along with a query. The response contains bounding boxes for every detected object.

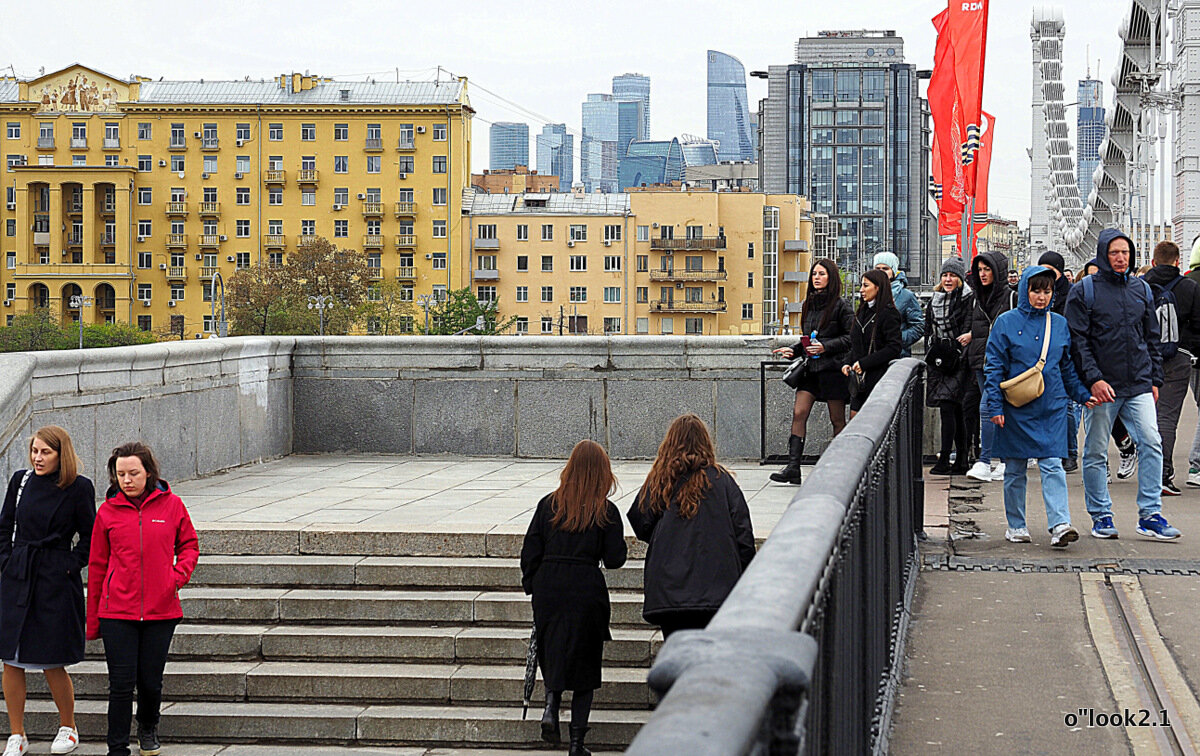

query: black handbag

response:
[782,355,809,389]
[925,337,962,373]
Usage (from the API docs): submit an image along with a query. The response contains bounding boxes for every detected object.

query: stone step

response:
[28,661,652,708]
[21,699,648,748]
[178,588,648,627]
[86,624,661,666]
[190,555,645,591]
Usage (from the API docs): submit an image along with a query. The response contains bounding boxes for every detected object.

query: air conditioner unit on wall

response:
[219,235,227,241]
[567,240,575,247]
[194,132,202,138]
[168,300,176,307]
[158,160,167,167]
[332,204,342,211]
[234,172,243,179]
[141,300,151,307]
[357,193,366,200]
[226,255,235,262]
[195,254,202,261]
[159,263,167,270]
[399,173,407,180]
[236,139,245,147]
[5,202,14,210]
[604,240,611,247]
[137,235,147,242]
[2,300,11,307]
[201,173,210,180]
[416,126,426,133]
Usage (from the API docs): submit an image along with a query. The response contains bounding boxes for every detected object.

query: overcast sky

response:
[1,1,1131,225]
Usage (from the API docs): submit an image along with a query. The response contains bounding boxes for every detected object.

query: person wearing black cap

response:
[926,256,974,476]
[1039,251,1081,471]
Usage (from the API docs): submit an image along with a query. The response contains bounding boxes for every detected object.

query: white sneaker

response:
[1027,458,1038,469]
[50,726,78,755]
[1187,468,1200,488]
[1050,523,1079,548]
[3,734,27,756]
[991,462,1007,481]
[1005,527,1032,543]
[1117,450,1138,480]
[966,461,992,481]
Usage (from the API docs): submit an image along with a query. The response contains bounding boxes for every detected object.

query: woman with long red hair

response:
[521,440,626,756]
[628,414,756,639]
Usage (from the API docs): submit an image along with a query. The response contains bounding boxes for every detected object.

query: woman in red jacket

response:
[87,442,198,756]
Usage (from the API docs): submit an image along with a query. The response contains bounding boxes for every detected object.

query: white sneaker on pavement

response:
[991,462,1007,481]
[1005,527,1032,543]
[1050,523,1079,548]
[1117,450,1137,480]
[1188,468,1200,488]
[3,734,27,756]
[966,461,992,482]
[50,726,78,755]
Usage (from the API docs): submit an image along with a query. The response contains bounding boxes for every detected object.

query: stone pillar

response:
[14,185,28,264]
[48,184,63,261]
[81,184,96,265]
[114,181,130,267]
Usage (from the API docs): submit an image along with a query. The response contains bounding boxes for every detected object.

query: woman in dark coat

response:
[521,440,626,756]
[0,426,95,756]
[770,257,855,484]
[964,251,1014,481]
[628,414,756,639]
[842,269,904,416]
[926,256,975,475]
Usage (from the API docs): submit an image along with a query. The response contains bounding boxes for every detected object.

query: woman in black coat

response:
[521,439,626,756]
[843,269,904,416]
[0,426,95,755]
[770,257,855,484]
[628,414,756,639]
[963,251,1013,480]
[925,256,975,475]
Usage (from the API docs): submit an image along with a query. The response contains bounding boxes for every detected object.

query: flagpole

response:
[960,196,976,261]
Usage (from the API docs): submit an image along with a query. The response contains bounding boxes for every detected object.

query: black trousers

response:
[938,403,968,462]
[657,609,717,639]
[99,618,179,756]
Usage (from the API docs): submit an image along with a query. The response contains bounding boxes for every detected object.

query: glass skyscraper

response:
[1076,78,1105,202]
[489,122,529,171]
[758,31,930,284]
[536,124,574,191]
[582,91,645,192]
[707,51,755,162]
[612,73,650,140]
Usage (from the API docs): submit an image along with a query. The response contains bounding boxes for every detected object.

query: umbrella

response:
[521,624,538,720]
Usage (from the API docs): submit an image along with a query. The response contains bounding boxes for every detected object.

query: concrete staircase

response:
[27,529,655,750]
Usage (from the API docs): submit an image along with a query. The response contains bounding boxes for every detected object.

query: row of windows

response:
[476,224,728,243]
[131,186,448,206]
[124,219,448,238]
[5,121,449,143]
[506,315,748,336]
[127,154,446,175]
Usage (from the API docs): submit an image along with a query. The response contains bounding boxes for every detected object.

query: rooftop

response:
[465,191,631,216]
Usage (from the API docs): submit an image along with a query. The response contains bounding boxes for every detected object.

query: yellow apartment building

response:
[461,189,813,335]
[0,64,472,337]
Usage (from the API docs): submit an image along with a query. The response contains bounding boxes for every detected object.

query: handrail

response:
[627,358,926,756]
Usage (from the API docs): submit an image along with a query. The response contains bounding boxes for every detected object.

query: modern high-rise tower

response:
[1076,77,1105,202]
[536,124,574,191]
[612,73,650,139]
[582,94,619,193]
[489,122,529,171]
[707,51,755,162]
[1030,9,1064,257]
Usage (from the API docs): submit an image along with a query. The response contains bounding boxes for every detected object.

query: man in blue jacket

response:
[1065,228,1181,540]
[873,251,924,357]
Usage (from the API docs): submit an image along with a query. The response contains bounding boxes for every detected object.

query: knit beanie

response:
[940,256,966,281]
[1190,236,1200,271]
[1038,251,1066,274]
[873,251,900,273]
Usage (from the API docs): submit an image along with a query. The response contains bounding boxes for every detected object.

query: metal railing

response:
[297,169,319,183]
[649,268,729,282]
[649,299,728,313]
[650,236,727,250]
[198,201,220,215]
[627,359,926,756]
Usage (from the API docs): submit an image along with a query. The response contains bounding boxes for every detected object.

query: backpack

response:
[1081,274,1167,355]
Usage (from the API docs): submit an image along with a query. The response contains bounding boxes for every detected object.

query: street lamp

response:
[307,295,335,336]
[209,271,227,337]
[416,293,436,335]
[69,294,93,349]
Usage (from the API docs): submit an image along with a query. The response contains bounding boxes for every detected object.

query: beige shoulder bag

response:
[999,313,1052,408]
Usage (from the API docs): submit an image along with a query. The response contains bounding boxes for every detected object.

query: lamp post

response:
[416,293,436,335]
[209,271,227,337]
[307,295,335,336]
[69,294,92,349]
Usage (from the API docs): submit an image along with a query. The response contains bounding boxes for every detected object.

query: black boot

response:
[137,724,161,756]
[769,435,805,484]
[541,690,562,743]
[930,451,952,476]
[568,725,592,756]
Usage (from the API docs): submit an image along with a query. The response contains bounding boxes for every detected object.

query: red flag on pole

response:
[948,0,990,195]
[930,8,968,211]
[972,111,996,219]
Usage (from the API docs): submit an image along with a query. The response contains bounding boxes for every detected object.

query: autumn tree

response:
[428,288,517,335]
[228,263,295,336]
[358,278,417,335]
[285,237,370,335]
[0,309,71,352]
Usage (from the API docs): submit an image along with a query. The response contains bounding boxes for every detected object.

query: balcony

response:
[166,234,187,248]
[169,137,187,150]
[397,266,416,280]
[474,268,499,281]
[166,201,188,215]
[66,234,83,247]
[198,234,222,248]
[103,137,120,149]
[394,201,417,216]
[649,268,729,282]
[364,138,383,151]
[396,139,416,151]
[36,137,54,149]
[395,234,416,248]
[68,203,83,214]
[263,170,286,184]
[298,235,319,247]
[70,137,87,149]
[199,267,218,279]
[649,299,728,313]
[100,233,116,246]
[297,169,319,184]
[367,267,384,280]
[363,235,384,249]
[650,236,727,251]
[201,137,219,150]
[166,266,187,281]
[263,234,286,248]
[101,200,115,214]
[474,238,500,251]
[198,201,220,216]
[361,201,383,216]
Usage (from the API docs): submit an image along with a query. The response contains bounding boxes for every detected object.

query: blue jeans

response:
[1067,402,1081,459]
[1082,394,1163,521]
[1002,457,1070,531]
[975,370,996,464]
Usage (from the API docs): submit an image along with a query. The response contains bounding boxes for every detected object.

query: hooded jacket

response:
[966,250,1014,370]
[1065,229,1163,396]
[86,480,199,639]
[889,270,925,357]
[985,266,1093,460]
[1143,263,1200,358]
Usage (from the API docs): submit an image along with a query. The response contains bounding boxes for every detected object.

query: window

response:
[604,255,621,272]
[742,303,754,319]
[71,155,85,166]
[541,224,554,241]
[137,284,152,301]
[268,123,283,141]
[636,286,648,303]
[432,156,447,173]
[236,219,250,237]
[747,272,754,288]
[569,255,586,272]
[685,255,703,272]
[399,286,413,302]
[236,252,250,269]
[516,286,529,302]
[477,286,497,303]
[477,224,497,240]
[5,220,12,237]
[171,155,185,172]
[334,156,348,173]
[301,123,316,141]
[6,123,19,139]
[569,286,587,303]
[604,225,622,242]
[236,123,251,142]
[236,187,250,205]
[333,188,349,205]
[685,317,704,335]
[137,155,152,172]
[137,187,152,205]
[105,155,119,166]
[433,123,447,141]
[431,253,447,270]
[636,255,648,272]
[660,317,674,335]
[541,317,554,334]
[516,255,529,271]
[569,224,587,242]
[747,243,754,259]
[541,286,553,302]
[636,317,649,334]
[267,155,283,171]
[367,253,382,271]
[366,219,380,235]
[604,286,621,303]
[334,123,348,141]
[268,188,282,206]
[398,156,414,174]
[334,219,348,237]
[366,155,381,173]
[301,220,315,236]
[5,283,14,300]
[269,252,283,268]
[301,191,316,206]
[138,316,152,332]
[137,220,152,238]
[541,255,553,272]
[515,318,528,334]
[516,224,529,241]
[268,220,283,235]
[637,225,649,242]
[366,285,381,303]
[137,123,152,140]
[604,317,622,334]
[301,156,316,171]
[9,155,29,169]
[432,220,446,238]
[168,283,184,301]
[432,187,447,205]
[366,123,381,142]
[398,124,414,145]
[5,253,13,269]
[203,155,217,173]
[138,252,152,269]
[477,254,497,270]
[812,70,835,102]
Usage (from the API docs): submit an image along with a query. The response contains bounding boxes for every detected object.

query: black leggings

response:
[100,618,179,756]
[939,403,968,461]
[657,609,717,640]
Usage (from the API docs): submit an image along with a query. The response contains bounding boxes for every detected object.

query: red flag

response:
[972,111,996,218]
[949,0,990,194]
[930,9,968,210]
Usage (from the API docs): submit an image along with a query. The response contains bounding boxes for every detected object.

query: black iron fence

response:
[626,358,926,756]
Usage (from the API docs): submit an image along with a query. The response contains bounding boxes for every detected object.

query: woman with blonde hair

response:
[628,414,756,639]
[0,426,96,756]
[521,440,627,756]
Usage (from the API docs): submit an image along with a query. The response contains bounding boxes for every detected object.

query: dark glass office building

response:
[707,51,755,162]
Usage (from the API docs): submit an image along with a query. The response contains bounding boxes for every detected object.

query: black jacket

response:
[966,250,1014,370]
[627,467,755,623]
[1066,229,1163,396]
[846,303,903,373]
[924,287,974,406]
[792,295,854,373]
[1049,274,1072,316]
[1143,264,1200,358]
[0,470,95,665]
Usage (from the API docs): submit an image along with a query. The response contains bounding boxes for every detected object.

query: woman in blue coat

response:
[985,267,1098,548]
